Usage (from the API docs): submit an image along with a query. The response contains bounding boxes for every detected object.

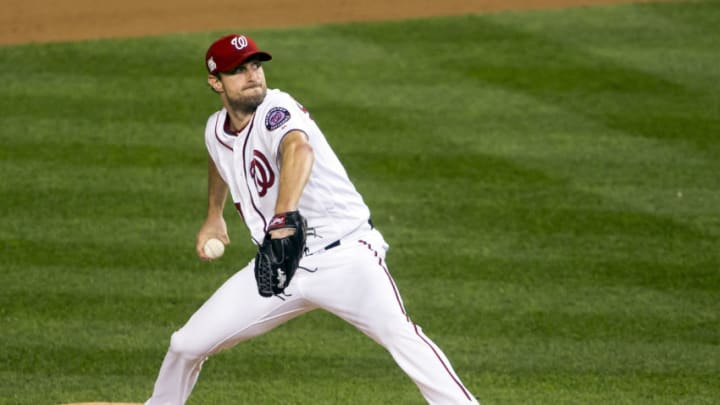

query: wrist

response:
[274,204,297,215]
[206,209,225,222]
[267,211,303,239]
[269,211,297,226]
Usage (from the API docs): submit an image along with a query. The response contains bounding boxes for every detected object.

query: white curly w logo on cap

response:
[231,35,248,50]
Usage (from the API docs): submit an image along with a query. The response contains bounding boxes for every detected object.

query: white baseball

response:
[203,238,225,259]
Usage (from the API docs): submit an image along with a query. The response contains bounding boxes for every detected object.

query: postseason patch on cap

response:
[265,107,291,131]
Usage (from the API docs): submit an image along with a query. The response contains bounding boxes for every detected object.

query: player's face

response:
[216,59,267,114]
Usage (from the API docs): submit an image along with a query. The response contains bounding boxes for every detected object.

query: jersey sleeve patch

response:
[265,107,291,131]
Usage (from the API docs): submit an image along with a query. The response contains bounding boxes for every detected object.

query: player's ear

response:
[208,73,224,93]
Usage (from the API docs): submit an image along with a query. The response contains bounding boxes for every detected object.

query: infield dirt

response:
[2,0,672,45]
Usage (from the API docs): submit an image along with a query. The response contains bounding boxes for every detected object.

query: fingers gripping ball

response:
[254,211,307,297]
[203,238,225,259]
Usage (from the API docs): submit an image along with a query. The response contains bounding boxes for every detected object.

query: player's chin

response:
[245,87,266,101]
[230,90,265,113]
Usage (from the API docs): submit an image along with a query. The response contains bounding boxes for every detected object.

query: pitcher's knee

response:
[168,329,210,359]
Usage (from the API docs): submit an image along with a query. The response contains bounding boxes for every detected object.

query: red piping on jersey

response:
[413,323,474,401]
[239,114,268,232]
[359,240,407,317]
[214,113,234,151]
[233,202,245,221]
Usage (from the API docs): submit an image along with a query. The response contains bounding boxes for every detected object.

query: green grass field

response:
[1,0,719,404]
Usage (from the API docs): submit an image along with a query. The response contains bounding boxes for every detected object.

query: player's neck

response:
[225,111,253,134]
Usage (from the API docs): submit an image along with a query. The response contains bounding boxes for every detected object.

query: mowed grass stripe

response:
[1,1,719,404]
[468,6,720,149]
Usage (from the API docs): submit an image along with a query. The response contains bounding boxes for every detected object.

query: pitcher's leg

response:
[145,263,313,405]
[304,232,479,404]
[383,321,478,404]
[355,252,478,404]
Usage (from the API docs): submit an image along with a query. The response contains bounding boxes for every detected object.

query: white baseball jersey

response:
[204,88,371,252]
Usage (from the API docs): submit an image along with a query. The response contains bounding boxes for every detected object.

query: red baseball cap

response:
[205,34,272,74]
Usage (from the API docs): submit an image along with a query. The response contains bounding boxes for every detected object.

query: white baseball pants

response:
[145,228,479,405]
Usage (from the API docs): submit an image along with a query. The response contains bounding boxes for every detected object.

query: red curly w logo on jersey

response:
[250,150,275,197]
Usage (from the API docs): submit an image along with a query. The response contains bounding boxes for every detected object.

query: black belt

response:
[324,218,373,251]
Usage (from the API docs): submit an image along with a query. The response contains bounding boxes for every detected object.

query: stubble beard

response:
[228,86,267,115]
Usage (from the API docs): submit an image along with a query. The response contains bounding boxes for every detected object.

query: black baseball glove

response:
[254,211,308,297]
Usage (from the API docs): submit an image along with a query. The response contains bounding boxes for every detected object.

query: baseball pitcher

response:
[144,34,479,405]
